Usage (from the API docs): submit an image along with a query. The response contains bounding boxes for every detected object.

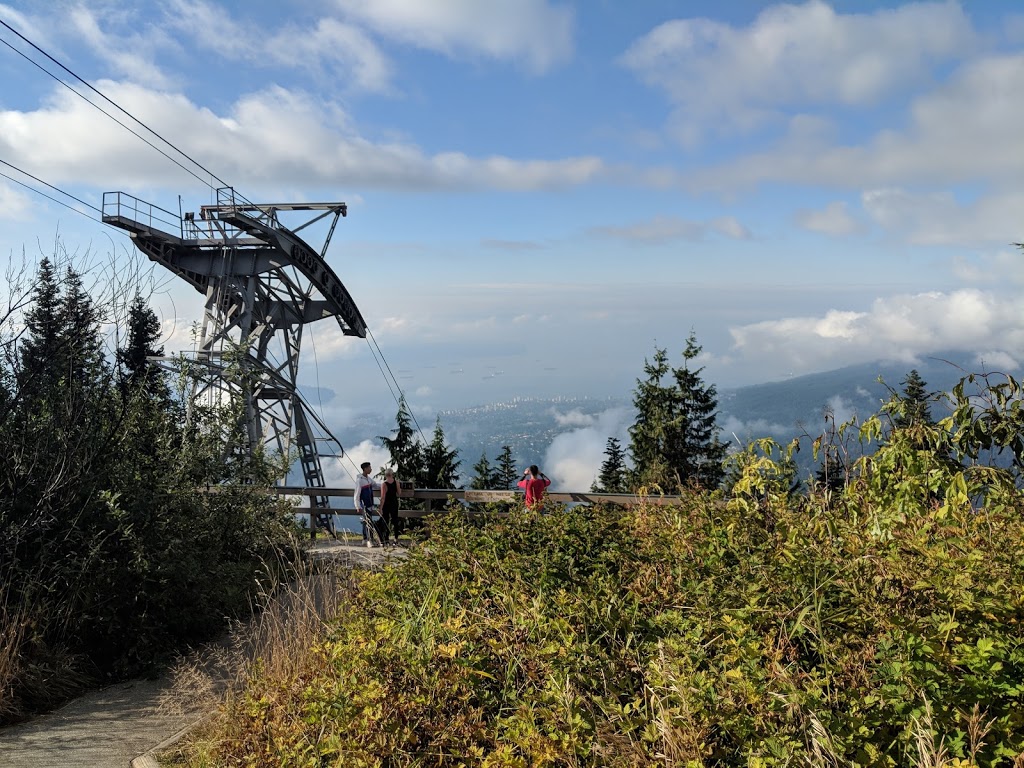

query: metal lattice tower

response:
[102,187,366,529]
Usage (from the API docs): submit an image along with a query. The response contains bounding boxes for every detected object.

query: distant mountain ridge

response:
[327,352,991,484]
[719,352,976,443]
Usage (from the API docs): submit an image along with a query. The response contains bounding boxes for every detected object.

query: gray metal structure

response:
[102,187,366,533]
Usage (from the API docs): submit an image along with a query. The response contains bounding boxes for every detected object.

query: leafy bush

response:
[190,481,1023,766]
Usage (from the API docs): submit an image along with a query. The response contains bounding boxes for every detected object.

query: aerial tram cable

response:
[0,161,101,222]
[2,14,432,484]
[0,35,218,195]
[0,18,235,199]
[365,329,430,445]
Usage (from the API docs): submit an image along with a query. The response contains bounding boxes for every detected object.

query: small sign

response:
[464,490,516,503]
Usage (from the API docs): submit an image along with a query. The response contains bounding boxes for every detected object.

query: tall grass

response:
[162,548,362,765]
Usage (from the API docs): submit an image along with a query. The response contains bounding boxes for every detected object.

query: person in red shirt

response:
[518,464,551,510]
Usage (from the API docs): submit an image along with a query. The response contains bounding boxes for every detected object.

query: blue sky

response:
[1,0,1023,452]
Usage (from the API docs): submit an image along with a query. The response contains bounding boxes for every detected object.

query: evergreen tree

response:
[118,293,168,401]
[471,450,500,490]
[893,369,934,430]
[629,333,727,491]
[15,257,62,397]
[495,445,517,490]
[420,417,460,511]
[422,417,461,490]
[591,436,627,492]
[378,396,424,480]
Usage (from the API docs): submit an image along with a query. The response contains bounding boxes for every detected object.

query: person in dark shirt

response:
[379,468,401,546]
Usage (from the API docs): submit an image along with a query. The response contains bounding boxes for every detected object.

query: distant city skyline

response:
[1,1,1022,434]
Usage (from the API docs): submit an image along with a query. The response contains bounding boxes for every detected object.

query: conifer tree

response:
[495,444,517,490]
[422,417,461,490]
[893,369,933,430]
[629,333,727,491]
[471,450,500,490]
[378,396,424,480]
[118,292,168,402]
[592,436,627,492]
[16,257,62,397]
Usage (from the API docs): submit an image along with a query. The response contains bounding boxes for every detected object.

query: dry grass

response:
[0,587,27,722]
[160,547,354,744]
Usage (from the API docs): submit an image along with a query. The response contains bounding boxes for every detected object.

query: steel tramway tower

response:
[103,187,367,535]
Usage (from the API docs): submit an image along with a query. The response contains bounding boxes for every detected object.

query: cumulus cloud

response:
[0,82,604,193]
[332,0,574,73]
[322,440,392,489]
[974,350,1019,372]
[729,289,1024,377]
[590,214,750,244]
[621,0,973,145]
[794,200,862,236]
[543,407,631,491]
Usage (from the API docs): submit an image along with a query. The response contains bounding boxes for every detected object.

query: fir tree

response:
[16,257,62,397]
[378,396,424,480]
[471,450,500,490]
[495,445,517,490]
[118,293,168,402]
[591,436,627,492]
[629,333,727,491]
[893,369,934,430]
[422,417,461,490]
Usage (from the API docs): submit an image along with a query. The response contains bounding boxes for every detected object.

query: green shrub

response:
[193,485,1024,766]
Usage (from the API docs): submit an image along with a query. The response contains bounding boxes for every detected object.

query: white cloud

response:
[710,216,752,240]
[166,0,393,93]
[332,0,574,73]
[543,407,631,491]
[729,289,1024,377]
[862,187,1024,247]
[0,180,33,222]
[551,408,595,428]
[719,414,792,447]
[322,440,392,488]
[974,350,1019,372]
[621,0,973,145]
[69,6,176,89]
[307,321,365,362]
[687,53,1024,191]
[826,395,859,426]
[0,82,604,193]
[794,201,862,236]
[590,214,750,244]
[950,250,1024,286]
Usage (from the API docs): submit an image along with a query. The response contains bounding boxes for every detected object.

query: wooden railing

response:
[271,485,681,537]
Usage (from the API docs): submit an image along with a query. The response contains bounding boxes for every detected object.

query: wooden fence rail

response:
[267,485,683,538]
